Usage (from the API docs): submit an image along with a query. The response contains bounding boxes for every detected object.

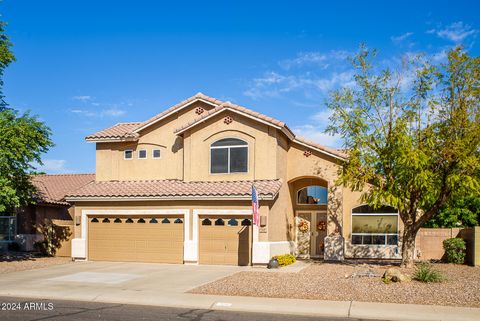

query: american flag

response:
[252,184,259,226]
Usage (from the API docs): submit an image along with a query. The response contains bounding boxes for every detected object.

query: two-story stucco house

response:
[65,93,401,265]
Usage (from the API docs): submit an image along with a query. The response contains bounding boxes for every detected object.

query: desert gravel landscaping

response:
[190,262,480,308]
[0,252,72,274]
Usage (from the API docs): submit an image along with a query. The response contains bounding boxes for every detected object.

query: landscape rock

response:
[382,268,411,283]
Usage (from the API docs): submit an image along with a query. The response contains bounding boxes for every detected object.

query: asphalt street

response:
[0,296,387,321]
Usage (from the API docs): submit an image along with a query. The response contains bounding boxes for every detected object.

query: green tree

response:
[0,20,15,110]
[425,196,480,228]
[0,19,53,213]
[326,46,480,267]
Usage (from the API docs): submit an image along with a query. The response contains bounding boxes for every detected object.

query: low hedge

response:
[274,254,296,267]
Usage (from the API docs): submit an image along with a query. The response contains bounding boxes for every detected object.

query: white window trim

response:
[124,149,133,160]
[296,185,328,206]
[152,149,161,159]
[138,149,147,159]
[209,140,249,175]
[350,204,400,247]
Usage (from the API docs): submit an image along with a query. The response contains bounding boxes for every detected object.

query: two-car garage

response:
[86,213,252,266]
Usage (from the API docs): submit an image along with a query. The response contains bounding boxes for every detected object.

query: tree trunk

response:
[400,227,417,268]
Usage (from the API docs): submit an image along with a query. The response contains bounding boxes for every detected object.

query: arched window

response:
[297,186,327,205]
[210,138,248,174]
[351,205,399,246]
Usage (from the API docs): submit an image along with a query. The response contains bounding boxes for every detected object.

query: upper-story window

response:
[138,149,147,159]
[210,138,248,174]
[124,150,133,160]
[297,185,327,205]
[152,149,161,158]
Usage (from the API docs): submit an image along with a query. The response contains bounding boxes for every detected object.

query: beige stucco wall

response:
[183,111,278,181]
[95,101,216,181]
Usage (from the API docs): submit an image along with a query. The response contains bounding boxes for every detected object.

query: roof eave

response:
[85,137,139,143]
[65,194,276,202]
[293,138,346,161]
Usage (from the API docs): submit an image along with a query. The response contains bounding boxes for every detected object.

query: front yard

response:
[0,252,72,274]
[190,262,480,308]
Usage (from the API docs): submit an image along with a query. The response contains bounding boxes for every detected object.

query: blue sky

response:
[2,0,479,174]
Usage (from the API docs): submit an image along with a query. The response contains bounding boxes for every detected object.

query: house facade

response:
[65,93,401,265]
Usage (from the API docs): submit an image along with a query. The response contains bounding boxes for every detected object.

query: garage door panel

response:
[88,215,184,264]
[199,215,252,266]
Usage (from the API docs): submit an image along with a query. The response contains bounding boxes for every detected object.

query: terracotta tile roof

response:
[65,179,282,200]
[134,92,223,133]
[32,174,96,205]
[294,136,348,159]
[84,92,344,160]
[174,102,293,137]
[85,122,141,141]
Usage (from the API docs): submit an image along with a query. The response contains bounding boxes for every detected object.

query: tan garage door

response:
[88,215,184,263]
[199,215,252,266]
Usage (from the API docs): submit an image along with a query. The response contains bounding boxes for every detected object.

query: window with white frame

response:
[152,149,161,158]
[138,149,147,159]
[351,205,398,245]
[124,150,133,160]
[210,138,248,174]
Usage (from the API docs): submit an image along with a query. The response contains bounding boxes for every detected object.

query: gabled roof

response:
[32,173,96,206]
[65,179,282,201]
[84,93,346,160]
[133,92,222,133]
[173,102,295,140]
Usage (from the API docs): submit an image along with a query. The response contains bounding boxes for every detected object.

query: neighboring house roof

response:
[65,179,282,201]
[84,92,346,160]
[32,174,96,206]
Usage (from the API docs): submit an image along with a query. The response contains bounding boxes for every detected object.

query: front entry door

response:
[295,211,327,258]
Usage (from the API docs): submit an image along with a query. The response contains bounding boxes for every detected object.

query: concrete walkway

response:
[0,261,478,321]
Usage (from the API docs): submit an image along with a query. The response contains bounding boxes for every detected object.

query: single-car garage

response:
[199,215,252,266]
[88,215,184,263]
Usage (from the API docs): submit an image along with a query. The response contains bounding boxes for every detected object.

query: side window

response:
[138,149,147,159]
[124,150,133,160]
[152,149,161,159]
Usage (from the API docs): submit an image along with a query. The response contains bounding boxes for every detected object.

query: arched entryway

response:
[289,177,328,259]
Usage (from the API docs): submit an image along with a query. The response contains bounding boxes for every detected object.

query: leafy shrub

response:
[443,238,466,264]
[8,242,20,251]
[413,262,445,283]
[274,254,296,267]
[34,222,71,257]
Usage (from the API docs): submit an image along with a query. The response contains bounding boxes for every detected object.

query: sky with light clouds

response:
[2,0,479,173]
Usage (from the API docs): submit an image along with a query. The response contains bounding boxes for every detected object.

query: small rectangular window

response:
[124,150,133,160]
[138,149,147,159]
[152,149,161,158]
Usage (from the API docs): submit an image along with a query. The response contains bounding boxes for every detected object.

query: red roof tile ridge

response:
[34,173,95,177]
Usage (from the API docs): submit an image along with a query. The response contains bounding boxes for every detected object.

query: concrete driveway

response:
[0,261,247,307]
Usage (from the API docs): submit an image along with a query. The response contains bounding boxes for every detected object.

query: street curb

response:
[1,292,478,321]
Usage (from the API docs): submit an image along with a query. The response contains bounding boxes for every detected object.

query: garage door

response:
[88,215,184,263]
[199,215,252,266]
